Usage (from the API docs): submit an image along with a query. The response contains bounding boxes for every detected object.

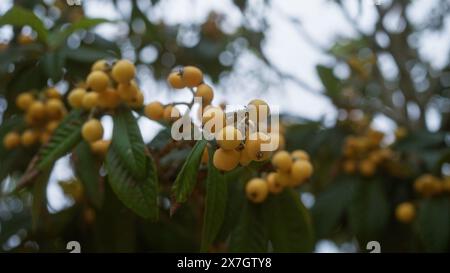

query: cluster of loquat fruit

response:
[245,150,314,204]
[3,88,67,150]
[341,129,394,177]
[67,59,145,156]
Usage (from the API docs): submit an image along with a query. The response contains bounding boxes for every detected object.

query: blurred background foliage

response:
[0,0,449,252]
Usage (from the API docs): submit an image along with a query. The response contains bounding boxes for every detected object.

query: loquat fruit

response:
[291,150,310,161]
[16,92,34,110]
[182,66,203,87]
[202,106,225,134]
[144,101,164,120]
[3,132,21,150]
[90,139,111,157]
[275,171,292,187]
[248,99,270,122]
[267,172,284,194]
[163,105,181,123]
[246,132,272,161]
[81,119,103,143]
[91,59,109,72]
[216,126,243,150]
[45,98,65,120]
[117,81,139,101]
[46,121,59,133]
[21,129,38,147]
[111,59,136,84]
[245,178,269,203]
[213,148,240,171]
[128,91,144,109]
[271,150,293,172]
[239,146,252,166]
[359,159,375,177]
[195,83,214,105]
[45,88,61,99]
[28,101,46,120]
[82,92,99,110]
[97,88,121,109]
[291,160,313,185]
[68,88,86,108]
[167,71,185,89]
[395,202,415,224]
[86,71,109,92]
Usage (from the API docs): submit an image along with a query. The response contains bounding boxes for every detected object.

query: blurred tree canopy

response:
[0,0,449,252]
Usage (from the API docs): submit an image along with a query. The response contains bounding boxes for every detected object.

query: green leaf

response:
[112,108,147,180]
[0,6,48,43]
[105,147,159,219]
[316,65,341,98]
[267,189,314,252]
[37,110,84,170]
[40,51,66,81]
[64,46,116,62]
[49,18,110,48]
[200,146,227,252]
[312,176,356,238]
[229,199,268,253]
[73,141,103,209]
[348,180,390,245]
[172,139,207,203]
[417,197,450,252]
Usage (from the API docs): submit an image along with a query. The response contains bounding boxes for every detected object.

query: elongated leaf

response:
[267,189,314,252]
[316,65,340,98]
[37,110,84,170]
[106,148,159,219]
[112,108,146,180]
[172,139,207,203]
[73,141,103,209]
[200,146,227,252]
[417,197,450,252]
[229,198,268,253]
[49,18,110,48]
[40,51,66,81]
[348,180,390,245]
[312,176,356,238]
[0,6,48,43]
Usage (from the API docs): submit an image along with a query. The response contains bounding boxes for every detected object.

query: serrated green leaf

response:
[417,197,450,252]
[229,199,268,253]
[40,51,66,81]
[112,108,147,180]
[172,139,207,203]
[312,176,356,238]
[267,189,314,252]
[348,180,390,245]
[49,18,110,48]
[0,6,48,43]
[37,110,84,170]
[105,148,159,219]
[200,146,227,252]
[73,141,103,209]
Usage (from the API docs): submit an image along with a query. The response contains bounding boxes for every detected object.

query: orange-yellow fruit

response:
[291,150,310,161]
[202,106,225,134]
[111,59,136,84]
[68,88,86,108]
[81,119,103,143]
[128,91,144,108]
[245,178,269,203]
[21,130,38,147]
[201,147,209,165]
[18,34,34,45]
[28,101,46,120]
[359,159,375,177]
[144,101,164,120]
[291,160,313,185]
[182,66,203,87]
[82,92,99,110]
[117,81,139,101]
[167,71,185,89]
[45,98,65,120]
[45,88,61,99]
[267,172,284,194]
[46,121,59,133]
[97,88,121,109]
[91,59,109,71]
[3,132,21,149]
[239,146,252,166]
[40,131,51,144]
[16,92,34,110]
[86,71,109,92]
[163,105,181,123]
[195,83,214,104]
[395,202,415,224]
[216,126,243,150]
[213,148,240,172]
[248,99,270,122]
[272,150,293,172]
[90,140,111,157]
[246,132,272,161]
[343,160,356,174]
[275,171,293,187]
[443,178,450,192]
